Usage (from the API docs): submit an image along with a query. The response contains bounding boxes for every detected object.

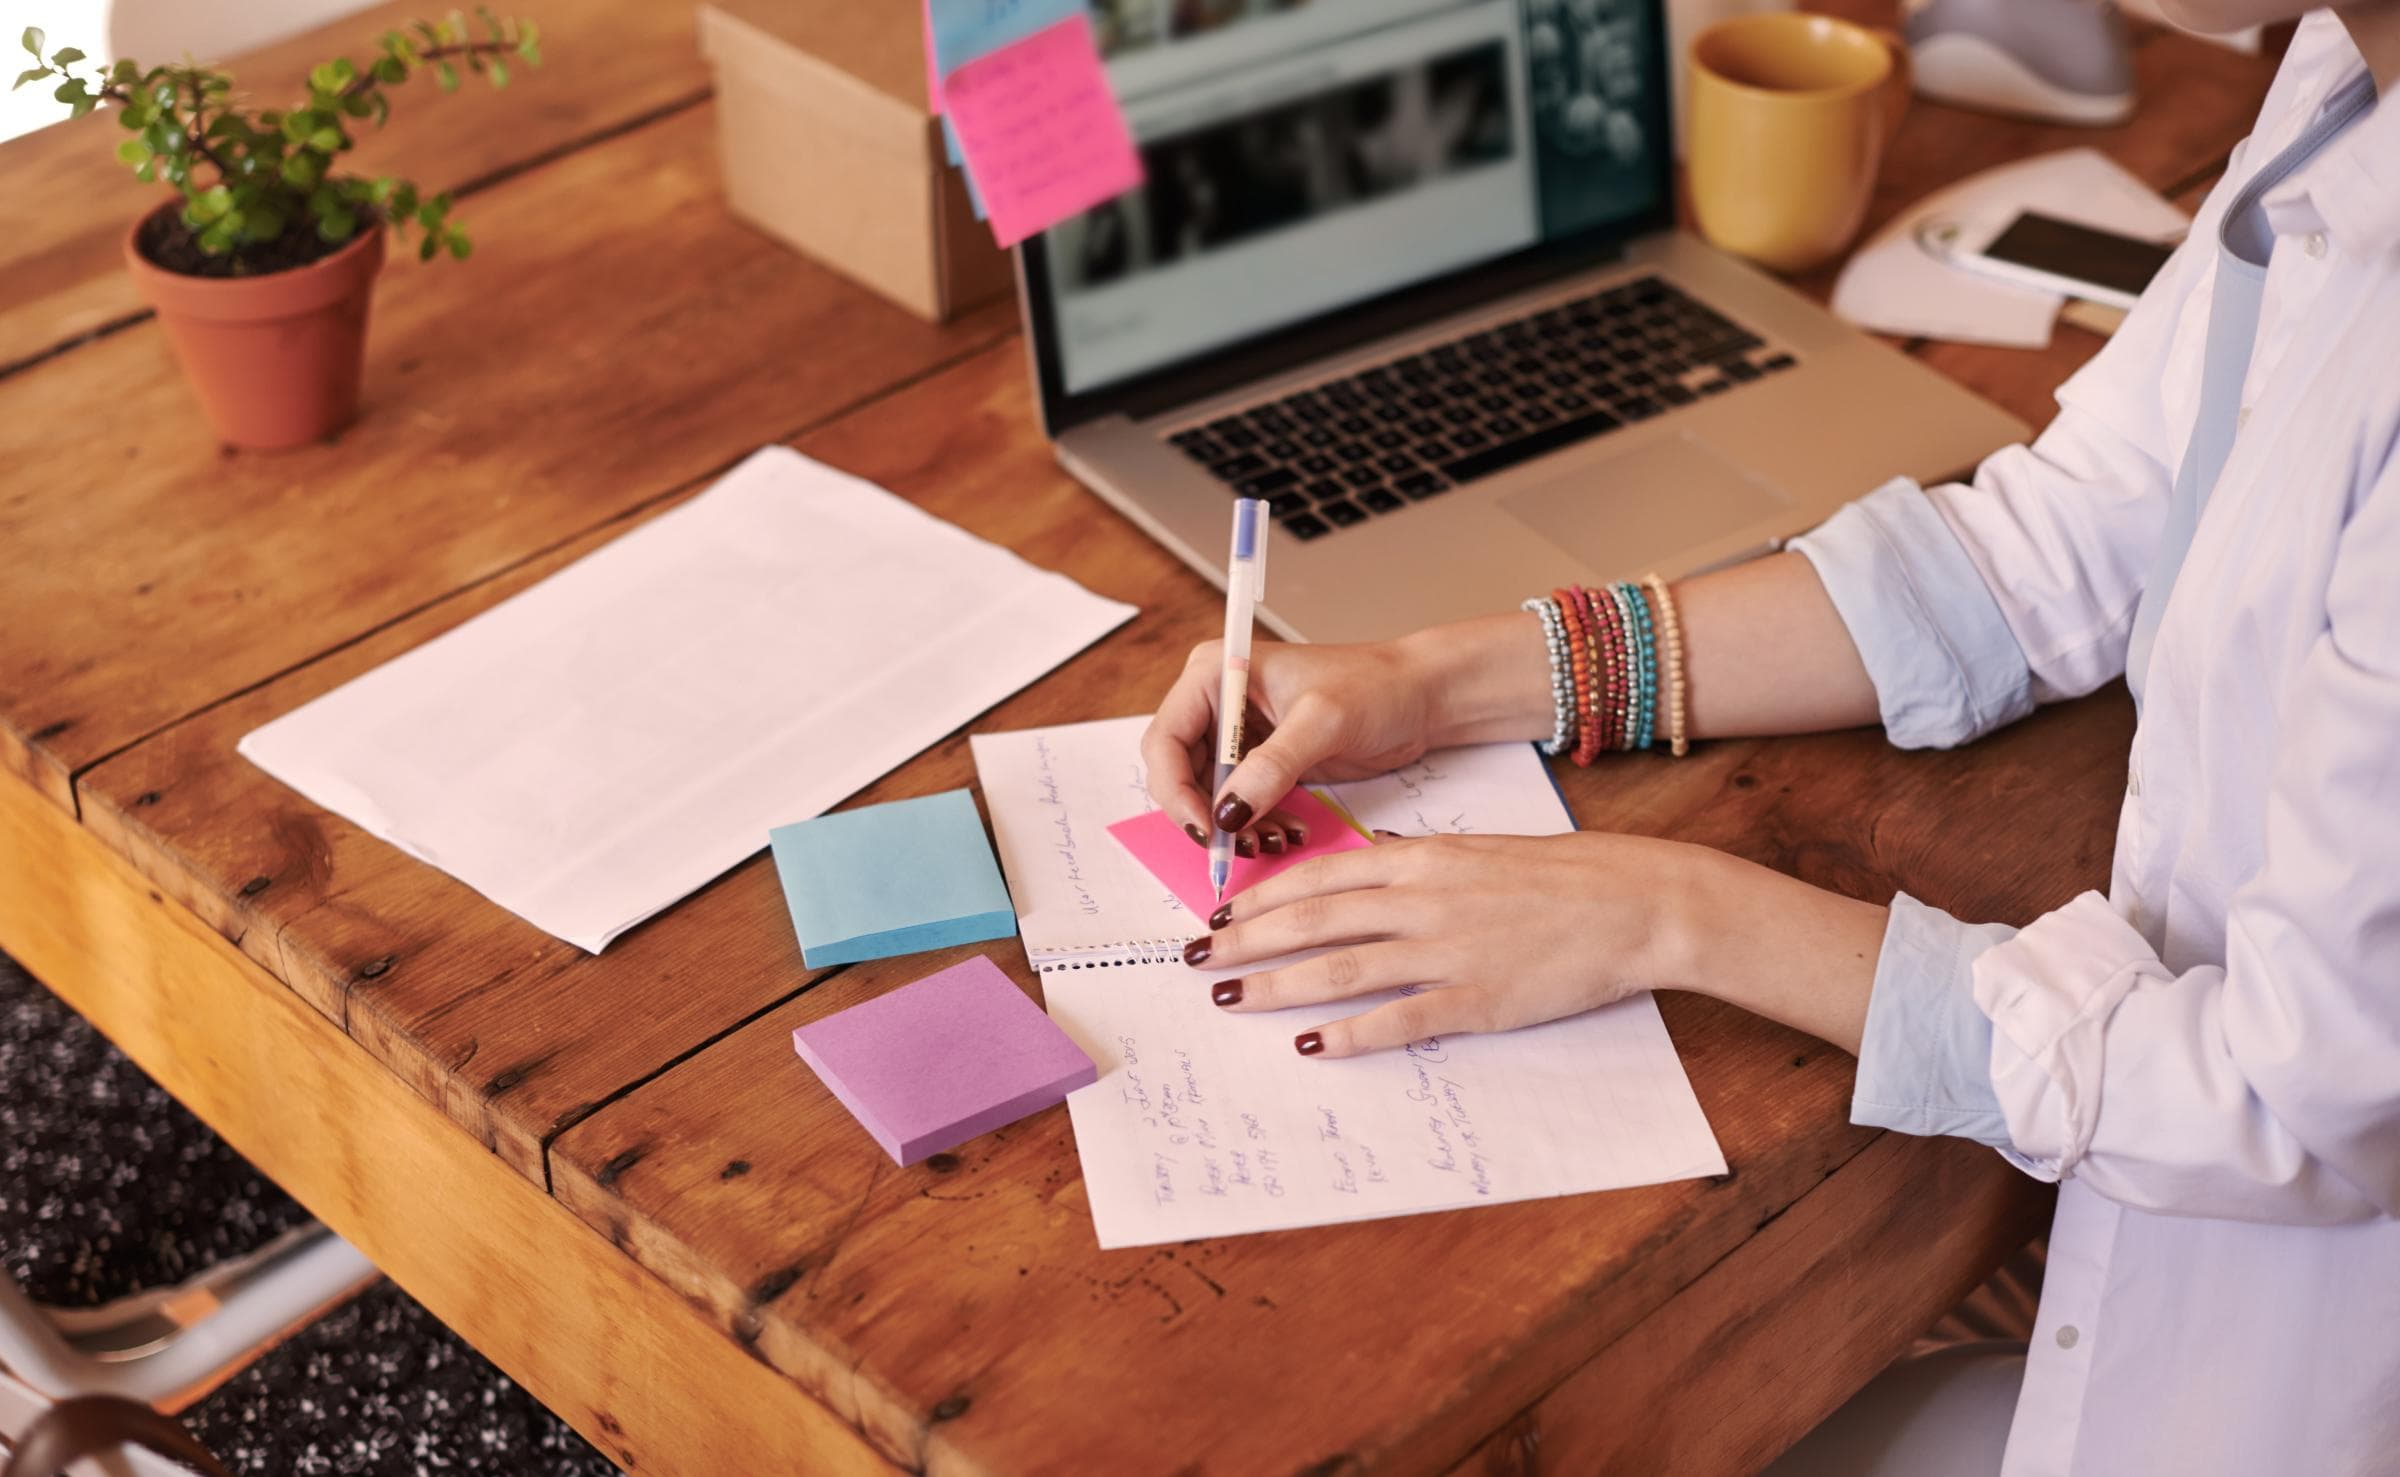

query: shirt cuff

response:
[1789,477,2038,749]
[1852,893,2019,1149]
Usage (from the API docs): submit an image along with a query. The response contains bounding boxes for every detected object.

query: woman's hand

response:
[1184,831,1890,1057]
[1140,613,1557,851]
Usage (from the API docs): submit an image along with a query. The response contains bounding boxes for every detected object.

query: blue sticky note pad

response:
[926,0,1081,80]
[770,790,1017,967]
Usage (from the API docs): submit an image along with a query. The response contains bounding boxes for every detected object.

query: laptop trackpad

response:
[1499,434,1789,574]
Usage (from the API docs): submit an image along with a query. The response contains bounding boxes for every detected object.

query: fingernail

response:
[1183,936,1211,967]
[1261,831,1286,855]
[1209,903,1233,929]
[1295,1031,1325,1056]
[1184,822,1207,846]
[1235,834,1256,858]
[1212,979,1244,1007]
[1288,825,1308,845]
[1214,794,1254,831]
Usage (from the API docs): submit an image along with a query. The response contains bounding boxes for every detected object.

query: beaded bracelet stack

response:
[1520,576,1690,762]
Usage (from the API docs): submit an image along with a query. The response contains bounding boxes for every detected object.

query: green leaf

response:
[372,55,405,83]
[116,100,146,126]
[133,158,155,182]
[49,46,83,65]
[110,57,138,84]
[190,183,232,221]
[279,110,311,142]
[340,92,371,116]
[487,59,508,88]
[418,233,439,262]
[115,135,150,164]
[22,27,44,57]
[388,181,418,219]
[279,152,321,188]
[446,229,471,260]
[51,77,86,104]
[307,126,341,152]
[10,66,44,90]
[318,206,358,243]
[368,91,390,126]
[435,61,457,91]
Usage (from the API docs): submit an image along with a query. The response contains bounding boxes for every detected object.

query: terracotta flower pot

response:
[122,206,387,450]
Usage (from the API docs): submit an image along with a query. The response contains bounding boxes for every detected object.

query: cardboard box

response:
[698,1,1014,322]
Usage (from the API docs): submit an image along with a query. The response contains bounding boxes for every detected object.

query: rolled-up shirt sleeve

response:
[1851,893,2019,1148]
[1789,479,2036,749]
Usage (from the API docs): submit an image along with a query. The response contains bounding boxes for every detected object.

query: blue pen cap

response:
[1233,498,1263,561]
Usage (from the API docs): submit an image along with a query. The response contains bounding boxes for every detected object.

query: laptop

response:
[1018,0,2028,643]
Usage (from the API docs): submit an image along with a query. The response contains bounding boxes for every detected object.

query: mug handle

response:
[1871,26,1912,142]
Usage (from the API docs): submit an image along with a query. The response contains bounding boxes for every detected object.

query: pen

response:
[1209,497,1270,903]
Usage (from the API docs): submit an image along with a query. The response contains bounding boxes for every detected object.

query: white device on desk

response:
[1951,209,2180,312]
[1014,0,2028,645]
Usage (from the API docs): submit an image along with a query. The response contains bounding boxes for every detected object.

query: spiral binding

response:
[1032,938,1196,972]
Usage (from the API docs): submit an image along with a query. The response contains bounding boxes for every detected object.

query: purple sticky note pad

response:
[791,954,1097,1166]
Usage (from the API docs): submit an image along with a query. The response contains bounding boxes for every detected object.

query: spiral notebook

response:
[968,716,1727,1248]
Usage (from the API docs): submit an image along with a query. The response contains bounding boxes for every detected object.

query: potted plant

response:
[12,13,540,449]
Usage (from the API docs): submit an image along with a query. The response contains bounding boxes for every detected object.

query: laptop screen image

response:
[1035,0,1670,403]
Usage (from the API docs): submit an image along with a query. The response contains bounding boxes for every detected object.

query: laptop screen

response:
[1035,0,1668,401]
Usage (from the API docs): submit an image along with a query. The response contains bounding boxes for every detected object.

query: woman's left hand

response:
[1186,829,1890,1058]
[1186,831,1705,1057]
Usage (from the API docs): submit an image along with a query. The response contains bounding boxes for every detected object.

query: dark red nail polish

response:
[1212,979,1244,1007]
[1235,834,1256,858]
[1208,903,1233,929]
[1295,1031,1324,1056]
[1214,794,1253,831]
[1184,822,1207,846]
[1288,825,1308,845]
[1183,936,1211,967]
[1261,832,1286,855]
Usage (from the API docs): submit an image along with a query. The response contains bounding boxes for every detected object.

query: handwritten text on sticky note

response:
[941,14,1145,249]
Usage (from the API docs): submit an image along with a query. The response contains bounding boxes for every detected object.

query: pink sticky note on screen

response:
[1107,789,1372,917]
[940,13,1145,249]
[792,954,1097,1166]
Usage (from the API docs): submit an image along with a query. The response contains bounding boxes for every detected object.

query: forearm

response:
[1660,846,1885,1056]
[1400,553,1878,750]
[1675,551,1880,738]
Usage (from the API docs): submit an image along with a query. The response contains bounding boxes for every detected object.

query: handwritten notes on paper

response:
[967,717,1727,1247]
[939,15,1145,248]
[1044,961,1727,1247]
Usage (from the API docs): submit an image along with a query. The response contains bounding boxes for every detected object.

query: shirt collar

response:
[2261,71,2397,256]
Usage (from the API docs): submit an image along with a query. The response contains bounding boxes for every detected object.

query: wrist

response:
[1399,613,1557,748]
[1648,845,1885,1055]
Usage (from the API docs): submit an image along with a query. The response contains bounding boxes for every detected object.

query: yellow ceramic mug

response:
[1687,13,1908,275]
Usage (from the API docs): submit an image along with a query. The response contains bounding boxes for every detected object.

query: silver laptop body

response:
[1019,1,2026,644]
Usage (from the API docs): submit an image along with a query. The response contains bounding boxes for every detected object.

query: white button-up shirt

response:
[1791,18,2400,1476]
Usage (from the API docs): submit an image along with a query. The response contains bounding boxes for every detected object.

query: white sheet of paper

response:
[240,448,1136,952]
[1832,147,2190,348]
[970,717,1726,1247]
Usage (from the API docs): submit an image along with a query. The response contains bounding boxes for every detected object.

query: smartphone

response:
[1953,210,2179,312]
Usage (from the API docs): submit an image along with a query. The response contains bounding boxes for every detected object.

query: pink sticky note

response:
[940,13,1145,249]
[1107,788,1373,917]
[792,954,1097,1166]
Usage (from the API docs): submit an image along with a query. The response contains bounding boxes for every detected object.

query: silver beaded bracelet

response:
[1521,595,1576,757]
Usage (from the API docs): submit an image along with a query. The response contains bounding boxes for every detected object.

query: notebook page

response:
[970,718,1195,963]
[1045,962,1727,1247]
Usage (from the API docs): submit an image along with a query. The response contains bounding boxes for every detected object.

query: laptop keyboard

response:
[1165,276,1796,542]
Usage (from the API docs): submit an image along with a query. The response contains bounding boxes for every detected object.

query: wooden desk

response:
[0,7,2274,1473]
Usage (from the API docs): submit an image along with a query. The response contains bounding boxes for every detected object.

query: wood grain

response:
[0,739,897,1477]
[0,0,713,377]
[0,100,1017,815]
[1449,1131,2052,1477]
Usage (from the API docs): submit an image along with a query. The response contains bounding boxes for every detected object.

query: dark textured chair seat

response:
[0,954,313,1309]
[181,1279,621,1475]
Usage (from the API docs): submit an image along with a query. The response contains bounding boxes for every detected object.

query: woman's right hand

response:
[1139,613,1557,851]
